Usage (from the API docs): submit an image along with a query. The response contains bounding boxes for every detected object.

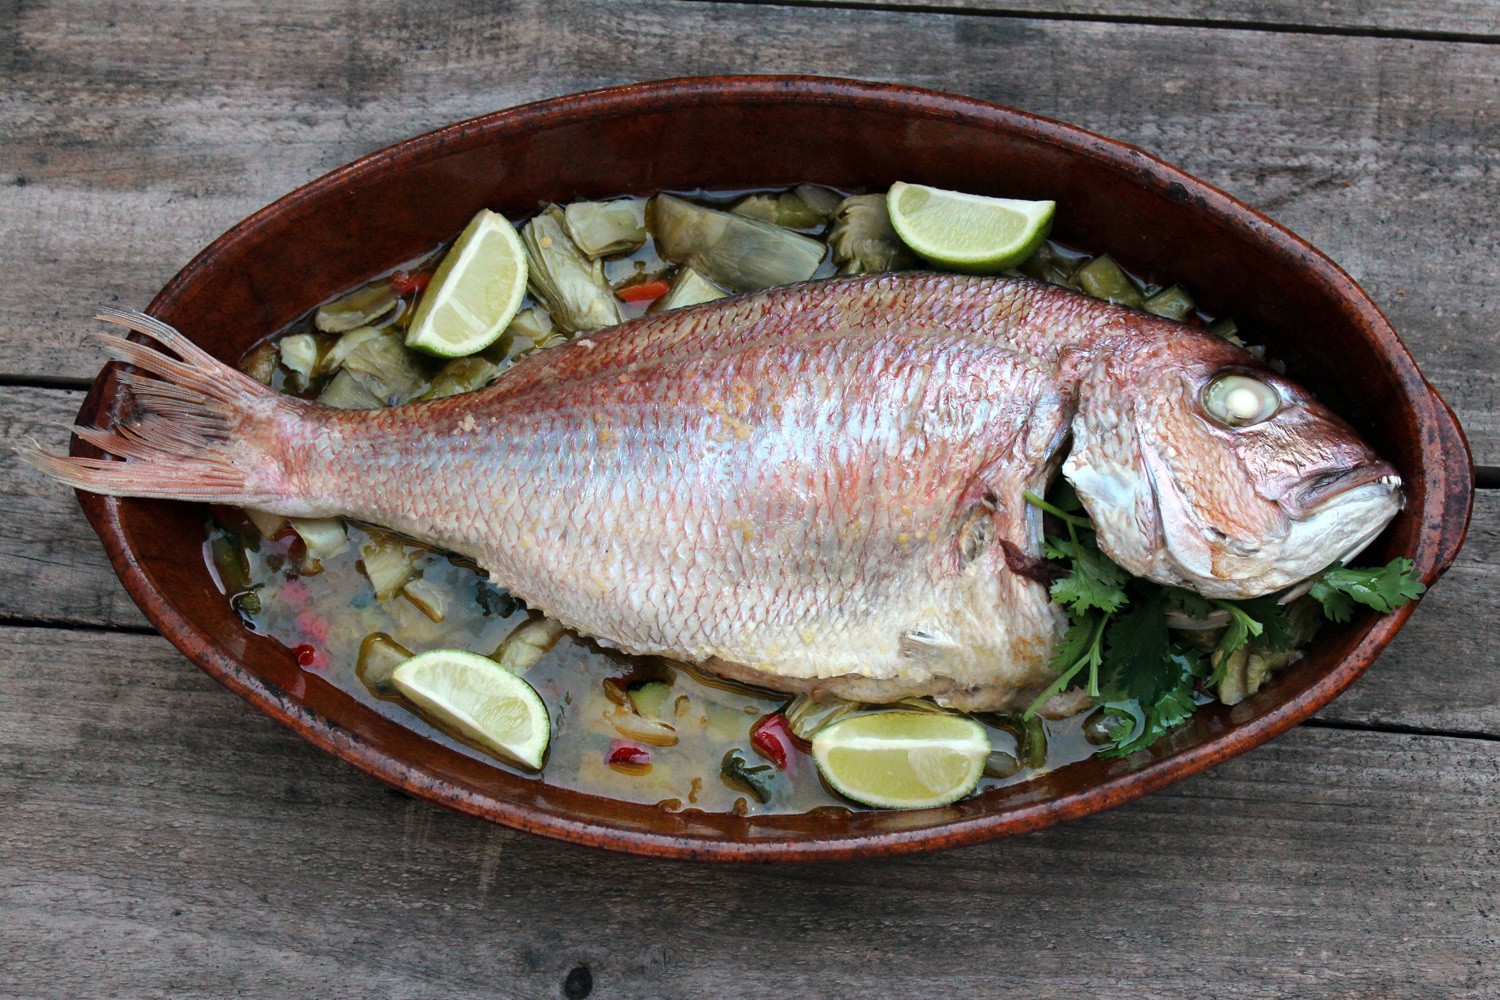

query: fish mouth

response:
[1284,460,1402,518]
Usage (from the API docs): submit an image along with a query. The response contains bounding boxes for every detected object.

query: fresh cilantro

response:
[1025,612,1109,714]
[1023,489,1425,759]
[1163,587,1216,621]
[1230,594,1297,652]
[1098,680,1202,759]
[1099,589,1172,704]
[1046,531,1130,615]
[1309,558,1425,621]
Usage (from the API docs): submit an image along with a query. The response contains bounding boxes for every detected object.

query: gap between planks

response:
[688,0,1500,45]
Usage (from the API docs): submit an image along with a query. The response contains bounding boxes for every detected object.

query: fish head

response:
[1063,333,1403,599]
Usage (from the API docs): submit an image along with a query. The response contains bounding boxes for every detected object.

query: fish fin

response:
[18,309,307,507]
[898,625,960,660]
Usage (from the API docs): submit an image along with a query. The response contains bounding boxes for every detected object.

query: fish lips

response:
[1280,459,1403,519]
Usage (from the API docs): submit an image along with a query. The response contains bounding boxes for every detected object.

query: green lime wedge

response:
[405,209,528,358]
[391,648,550,769]
[887,182,1055,273]
[811,711,990,810]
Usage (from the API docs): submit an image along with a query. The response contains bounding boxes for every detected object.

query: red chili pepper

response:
[616,279,671,304]
[607,744,651,769]
[389,270,432,295]
[750,712,793,770]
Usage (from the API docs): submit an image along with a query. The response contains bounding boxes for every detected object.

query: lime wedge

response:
[886,182,1054,273]
[391,648,550,768]
[405,209,528,358]
[811,711,990,809]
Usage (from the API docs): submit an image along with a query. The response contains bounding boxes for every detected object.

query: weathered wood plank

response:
[0,626,1494,998]
[0,387,148,628]
[1318,490,1500,735]
[5,383,1496,732]
[1,1,1496,461]
[762,0,1500,38]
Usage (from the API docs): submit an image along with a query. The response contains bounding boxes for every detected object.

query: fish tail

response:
[20,309,312,509]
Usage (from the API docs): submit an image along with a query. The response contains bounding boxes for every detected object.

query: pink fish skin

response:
[25,273,1401,711]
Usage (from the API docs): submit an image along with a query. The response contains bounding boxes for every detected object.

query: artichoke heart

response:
[563,199,647,259]
[647,194,824,293]
[828,194,920,274]
[521,205,622,333]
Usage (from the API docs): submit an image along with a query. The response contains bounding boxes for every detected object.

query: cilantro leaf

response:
[1312,585,1357,623]
[1099,682,1201,758]
[1024,611,1109,716]
[1046,532,1129,615]
[1232,594,1297,653]
[1164,587,1216,621]
[1309,558,1425,620]
[1099,589,1171,704]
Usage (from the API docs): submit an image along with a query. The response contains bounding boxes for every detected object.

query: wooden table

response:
[3,3,1496,996]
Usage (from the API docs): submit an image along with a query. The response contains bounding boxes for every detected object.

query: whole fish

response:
[25,273,1402,711]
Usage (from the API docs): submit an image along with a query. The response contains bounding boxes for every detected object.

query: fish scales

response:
[26,273,1403,711]
[310,275,1081,707]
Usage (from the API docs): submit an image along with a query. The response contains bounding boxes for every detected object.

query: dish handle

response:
[1419,387,1474,581]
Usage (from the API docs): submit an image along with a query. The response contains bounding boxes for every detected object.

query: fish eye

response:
[1201,373,1281,427]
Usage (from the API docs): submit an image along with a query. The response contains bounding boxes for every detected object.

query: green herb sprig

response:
[1023,486,1425,757]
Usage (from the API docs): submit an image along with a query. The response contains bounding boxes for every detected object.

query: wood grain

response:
[1,2,1496,994]
[1,1,1496,464]
[0,388,149,628]
[755,0,1500,38]
[0,626,1495,999]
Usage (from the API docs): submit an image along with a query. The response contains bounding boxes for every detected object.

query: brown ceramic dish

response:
[73,77,1472,861]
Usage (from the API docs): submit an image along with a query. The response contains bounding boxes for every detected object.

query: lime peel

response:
[887,181,1055,273]
[811,711,990,810]
[405,208,528,358]
[391,648,550,769]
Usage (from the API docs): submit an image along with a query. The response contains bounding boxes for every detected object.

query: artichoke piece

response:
[357,632,412,696]
[419,356,501,400]
[521,204,622,333]
[318,329,431,409]
[493,305,568,360]
[647,194,825,293]
[359,532,416,600]
[494,616,566,674]
[318,370,385,410]
[650,266,727,313]
[827,194,920,274]
[499,305,554,347]
[239,342,279,385]
[1208,317,1246,347]
[243,508,288,539]
[783,694,860,742]
[319,326,382,375]
[730,186,840,230]
[1077,255,1146,309]
[1144,284,1196,321]
[279,333,323,386]
[563,199,647,259]
[1016,242,1086,291]
[401,576,452,623]
[315,281,400,333]
[730,193,785,225]
[290,516,348,571]
[794,184,844,219]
